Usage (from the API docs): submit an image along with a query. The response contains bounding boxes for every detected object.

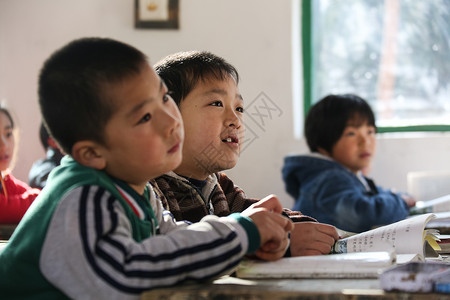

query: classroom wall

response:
[1,0,449,208]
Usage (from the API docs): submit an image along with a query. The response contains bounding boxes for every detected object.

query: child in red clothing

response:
[0,106,40,224]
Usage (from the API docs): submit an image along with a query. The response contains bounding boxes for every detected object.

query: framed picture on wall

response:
[134,0,179,29]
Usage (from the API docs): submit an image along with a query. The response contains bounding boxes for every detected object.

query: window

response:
[302,0,450,133]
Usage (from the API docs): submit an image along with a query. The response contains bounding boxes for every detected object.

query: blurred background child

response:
[0,105,39,224]
[282,94,416,233]
[28,122,64,189]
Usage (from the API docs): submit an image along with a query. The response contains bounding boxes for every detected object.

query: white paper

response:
[333,213,436,256]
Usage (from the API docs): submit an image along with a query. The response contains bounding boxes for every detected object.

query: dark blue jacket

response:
[282,154,410,233]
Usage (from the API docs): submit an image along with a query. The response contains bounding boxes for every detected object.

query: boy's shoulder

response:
[48,156,113,189]
[283,153,358,188]
[284,153,345,172]
[285,152,332,163]
[44,156,133,210]
[215,172,236,190]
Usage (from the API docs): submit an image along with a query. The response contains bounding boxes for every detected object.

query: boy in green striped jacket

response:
[0,37,293,300]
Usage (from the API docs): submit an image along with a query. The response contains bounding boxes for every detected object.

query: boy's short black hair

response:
[305,94,376,153]
[38,37,148,154]
[153,51,239,106]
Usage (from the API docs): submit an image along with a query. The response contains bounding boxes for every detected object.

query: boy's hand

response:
[241,195,294,261]
[289,222,339,256]
[401,193,416,207]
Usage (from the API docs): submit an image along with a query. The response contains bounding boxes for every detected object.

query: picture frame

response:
[134,0,179,29]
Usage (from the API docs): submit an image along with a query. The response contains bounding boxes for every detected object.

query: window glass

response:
[309,0,450,130]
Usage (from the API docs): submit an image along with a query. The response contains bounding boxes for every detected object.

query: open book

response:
[332,213,440,259]
[425,212,450,235]
[235,213,440,279]
[434,234,450,254]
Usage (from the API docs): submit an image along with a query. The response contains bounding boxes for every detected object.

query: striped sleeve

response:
[40,185,248,299]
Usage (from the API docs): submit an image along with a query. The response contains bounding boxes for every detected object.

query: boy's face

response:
[329,120,376,174]
[175,76,244,180]
[0,111,14,172]
[100,64,184,193]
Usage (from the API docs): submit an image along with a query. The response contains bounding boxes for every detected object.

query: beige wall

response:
[1,0,449,208]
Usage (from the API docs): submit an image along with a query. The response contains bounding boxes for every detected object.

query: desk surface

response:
[142,275,448,300]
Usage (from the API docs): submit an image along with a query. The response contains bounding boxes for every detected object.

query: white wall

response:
[1,0,449,208]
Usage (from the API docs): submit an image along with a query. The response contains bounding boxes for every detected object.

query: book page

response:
[332,213,436,256]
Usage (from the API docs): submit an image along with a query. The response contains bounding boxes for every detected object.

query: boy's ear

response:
[317,147,331,157]
[71,141,106,170]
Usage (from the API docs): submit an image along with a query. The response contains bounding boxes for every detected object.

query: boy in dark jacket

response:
[283,94,416,233]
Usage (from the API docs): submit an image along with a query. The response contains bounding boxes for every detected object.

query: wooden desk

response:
[142,275,448,299]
